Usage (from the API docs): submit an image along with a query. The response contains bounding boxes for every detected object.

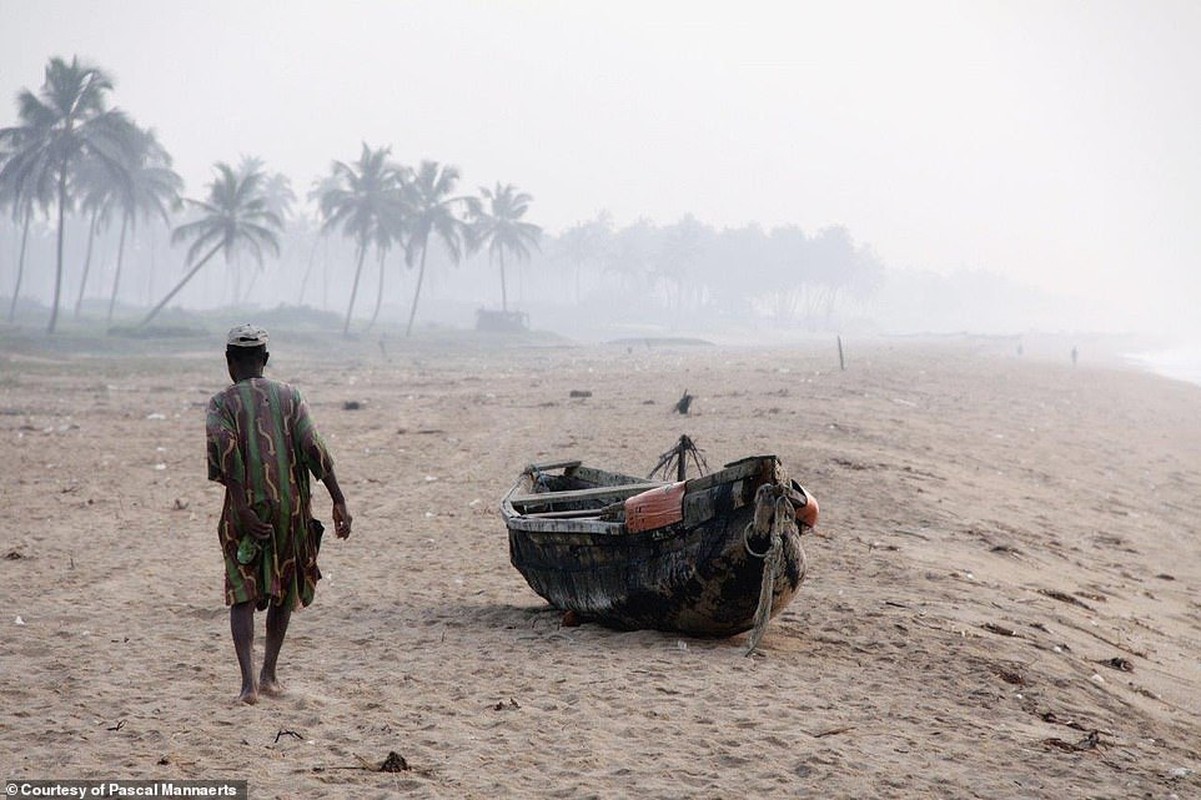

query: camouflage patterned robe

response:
[206,377,334,609]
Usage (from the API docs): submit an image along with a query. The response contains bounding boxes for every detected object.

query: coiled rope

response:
[745,487,804,656]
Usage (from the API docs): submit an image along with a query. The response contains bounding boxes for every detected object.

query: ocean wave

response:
[1127,344,1201,387]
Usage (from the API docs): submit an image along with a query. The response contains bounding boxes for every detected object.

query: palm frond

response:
[470,181,541,270]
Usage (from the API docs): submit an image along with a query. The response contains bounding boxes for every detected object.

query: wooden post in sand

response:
[837,336,846,371]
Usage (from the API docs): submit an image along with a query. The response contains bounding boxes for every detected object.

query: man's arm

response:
[322,471,352,539]
[292,387,351,538]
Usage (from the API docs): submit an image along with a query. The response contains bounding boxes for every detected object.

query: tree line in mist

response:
[0,55,888,338]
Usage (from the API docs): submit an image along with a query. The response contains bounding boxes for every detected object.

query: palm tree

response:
[233,156,290,305]
[316,144,406,335]
[366,195,407,332]
[103,127,181,321]
[467,182,542,313]
[1,138,52,323]
[402,160,468,337]
[655,214,709,313]
[260,171,296,224]
[71,155,115,318]
[556,212,613,305]
[0,56,137,333]
[293,212,323,307]
[3,199,37,323]
[139,162,281,327]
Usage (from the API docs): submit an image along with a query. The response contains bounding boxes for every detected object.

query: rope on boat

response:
[745,489,799,656]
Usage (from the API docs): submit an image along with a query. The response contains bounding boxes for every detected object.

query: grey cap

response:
[226,323,269,347]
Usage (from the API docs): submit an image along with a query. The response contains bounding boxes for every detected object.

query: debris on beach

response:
[1042,730,1103,753]
[1039,588,1095,611]
[673,390,693,415]
[810,725,856,738]
[1098,656,1134,672]
[569,389,592,398]
[992,666,1027,686]
[1040,711,1091,731]
[379,751,410,772]
[332,750,432,777]
[491,698,520,712]
[350,751,410,772]
[343,400,363,410]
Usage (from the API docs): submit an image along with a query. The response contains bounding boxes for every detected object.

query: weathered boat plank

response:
[509,481,665,509]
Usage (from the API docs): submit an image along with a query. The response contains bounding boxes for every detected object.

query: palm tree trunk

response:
[322,237,330,311]
[229,252,240,307]
[241,264,259,304]
[824,285,840,327]
[7,214,31,323]
[107,216,129,323]
[138,240,223,328]
[74,211,99,319]
[146,224,157,305]
[367,247,387,332]
[47,164,68,334]
[342,240,367,336]
[499,251,508,313]
[404,242,429,337]
[297,234,320,305]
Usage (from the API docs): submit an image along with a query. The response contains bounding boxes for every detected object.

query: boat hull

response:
[504,456,810,636]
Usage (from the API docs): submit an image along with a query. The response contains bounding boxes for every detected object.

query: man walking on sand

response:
[206,324,352,704]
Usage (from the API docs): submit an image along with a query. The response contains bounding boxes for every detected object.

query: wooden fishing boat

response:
[502,441,818,643]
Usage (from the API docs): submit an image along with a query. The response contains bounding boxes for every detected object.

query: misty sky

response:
[2,0,1199,330]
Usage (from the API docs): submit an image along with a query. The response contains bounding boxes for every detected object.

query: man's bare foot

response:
[258,677,285,698]
[238,685,259,705]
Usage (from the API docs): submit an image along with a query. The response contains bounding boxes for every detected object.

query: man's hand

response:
[333,501,352,539]
[237,505,273,540]
[323,472,351,539]
[228,479,274,540]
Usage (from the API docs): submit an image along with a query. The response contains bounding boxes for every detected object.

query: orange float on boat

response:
[624,482,687,533]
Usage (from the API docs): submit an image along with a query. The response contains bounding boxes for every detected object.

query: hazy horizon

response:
[2,0,1200,336]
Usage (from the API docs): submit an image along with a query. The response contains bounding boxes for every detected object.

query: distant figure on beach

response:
[206,324,352,704]
[1071,346,1078,366]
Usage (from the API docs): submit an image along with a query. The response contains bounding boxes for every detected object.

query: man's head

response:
[225,323,269,380]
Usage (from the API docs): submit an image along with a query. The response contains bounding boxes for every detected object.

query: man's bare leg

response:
[230,602,257,704]
[259,602,292,697]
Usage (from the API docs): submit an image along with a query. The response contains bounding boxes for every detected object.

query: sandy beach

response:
[1,332,1198,798]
